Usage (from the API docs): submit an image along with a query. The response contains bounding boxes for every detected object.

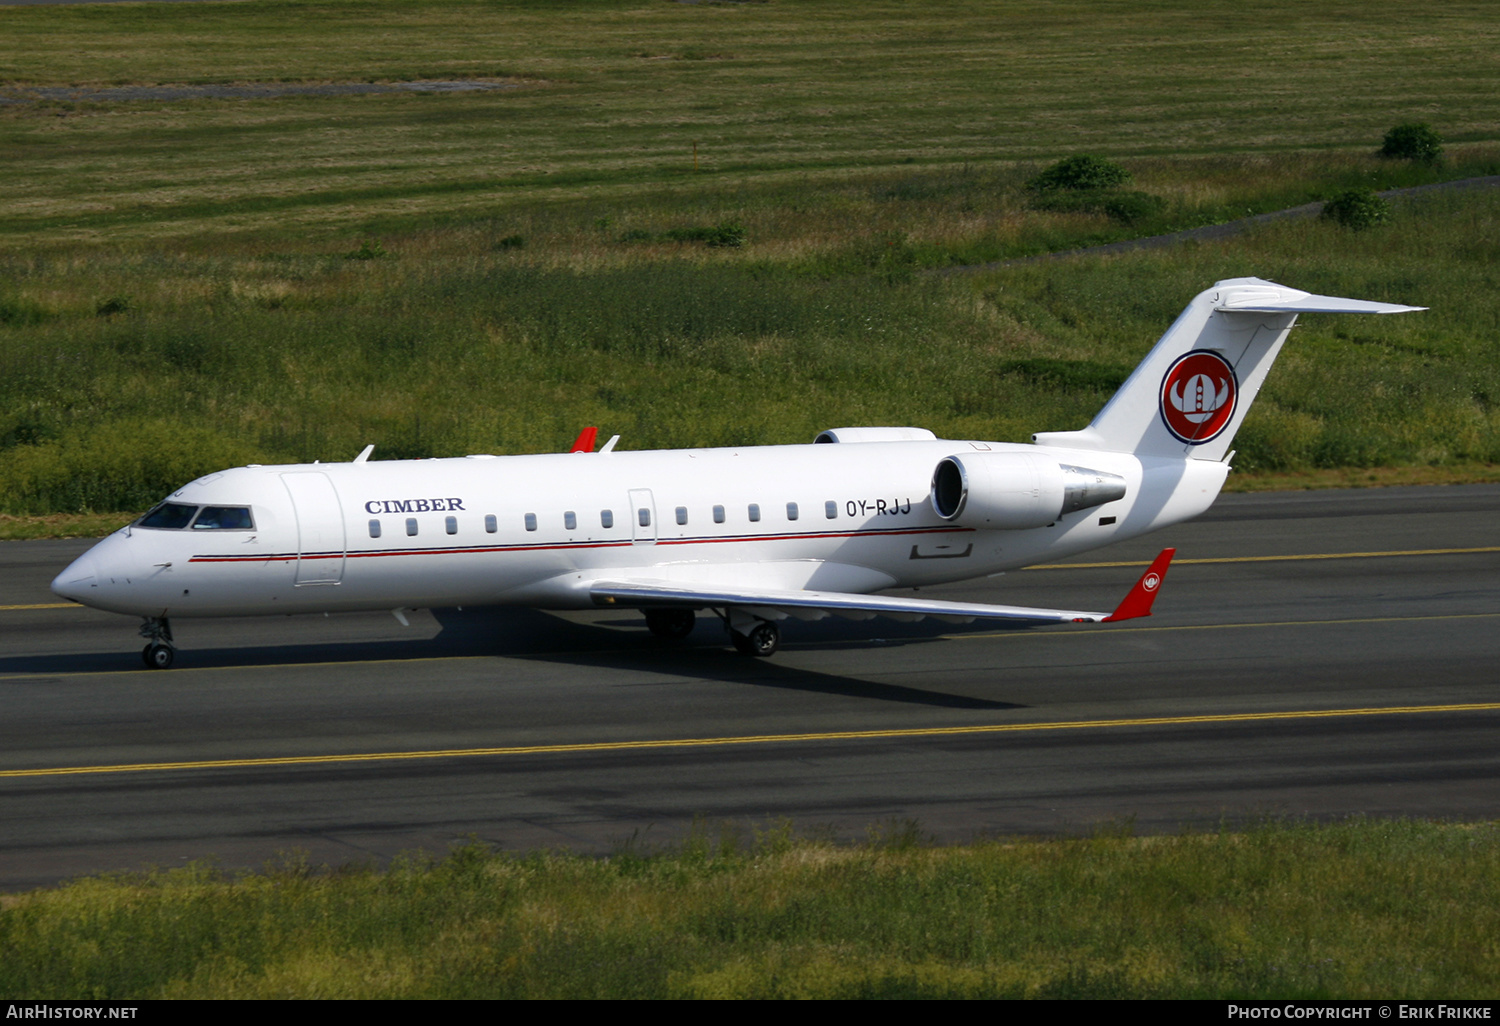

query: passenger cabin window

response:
[564,511,577,531]
[638,508,651,528]
[485,514,497,534]
[713,505,725,524]
[138,503,197,530]
[445,516,458,535]
[406,518,418,537]
[786,502,799,521]
[675,506,688,526]
[192,506,255,530]
[601,509,614,529]
[825,500,838,520]
[748,503,761,523]
[524,513,538,532]
[369,519,382,539]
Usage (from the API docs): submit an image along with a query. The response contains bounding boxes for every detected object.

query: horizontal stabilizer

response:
[591,550,1178,627]
[1217,294,1425,315]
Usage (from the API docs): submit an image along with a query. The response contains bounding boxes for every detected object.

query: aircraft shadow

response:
[0,607,1025,711]
[508,645,1023,711]
[464,609,1026,711]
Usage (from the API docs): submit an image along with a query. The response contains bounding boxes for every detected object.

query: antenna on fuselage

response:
[353,444,375,464]
[599,434,620,454]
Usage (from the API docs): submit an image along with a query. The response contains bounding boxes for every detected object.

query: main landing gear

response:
[716,607,780,658]
[729,621,780,658]
[139,616,175,670]
[646,606,782,656]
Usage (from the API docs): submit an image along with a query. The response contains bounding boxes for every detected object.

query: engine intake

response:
[930,452,1126,529]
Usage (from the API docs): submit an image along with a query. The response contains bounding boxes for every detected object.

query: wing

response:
[592,549,1175,626]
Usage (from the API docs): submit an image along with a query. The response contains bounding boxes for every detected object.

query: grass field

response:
[2,0,1498,523]
[3,0,1499,244]
[3,819,1498,999]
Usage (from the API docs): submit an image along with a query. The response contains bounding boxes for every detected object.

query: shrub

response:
[662,220,746,247]
[344,239,388,260]
[1321,188,1391,231]
[1027,155,1131,192]
[706,220,746,248]
[94,296,130,317]
[495,235,525,250]
[1380,123,1443,163]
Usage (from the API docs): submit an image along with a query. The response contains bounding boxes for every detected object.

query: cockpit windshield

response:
[192,506,255,530]
[136,503,255,530]
[137,503,198,530]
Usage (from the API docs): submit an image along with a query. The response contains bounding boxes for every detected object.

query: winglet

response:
[1102,548,1175,622]
[569,427,599,453]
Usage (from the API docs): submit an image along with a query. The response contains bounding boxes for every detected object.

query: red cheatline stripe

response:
[188,525,974,563]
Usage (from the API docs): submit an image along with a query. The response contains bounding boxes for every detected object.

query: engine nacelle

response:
[930,452,1127,529]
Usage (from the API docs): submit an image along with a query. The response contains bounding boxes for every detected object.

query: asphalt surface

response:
[2,484,1497,891]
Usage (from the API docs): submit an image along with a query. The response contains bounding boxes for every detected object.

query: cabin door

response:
[281,471,347,585]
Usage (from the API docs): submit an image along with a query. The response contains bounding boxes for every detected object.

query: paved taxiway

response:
[1,484,1497,890]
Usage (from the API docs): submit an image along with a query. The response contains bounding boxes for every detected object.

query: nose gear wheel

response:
[142,643,175,669]
[137,616,175,670]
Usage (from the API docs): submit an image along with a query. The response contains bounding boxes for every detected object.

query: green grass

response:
[1,0,1498,521]
[2,0,1498,245]
[3,819,1498,998]
[2,183,1497,517]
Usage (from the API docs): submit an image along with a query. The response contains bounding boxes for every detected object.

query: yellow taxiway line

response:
[4,702,1498,781]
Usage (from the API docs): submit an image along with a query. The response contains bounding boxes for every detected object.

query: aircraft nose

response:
[51,553,98,603]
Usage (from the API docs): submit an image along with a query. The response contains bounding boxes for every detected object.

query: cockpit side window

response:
[192,506,255,530]
[138,503,198,530]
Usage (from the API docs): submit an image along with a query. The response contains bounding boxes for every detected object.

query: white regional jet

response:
[52,278,1422,668]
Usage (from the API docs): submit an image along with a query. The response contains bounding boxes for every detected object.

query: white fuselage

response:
[53,438,1228,619]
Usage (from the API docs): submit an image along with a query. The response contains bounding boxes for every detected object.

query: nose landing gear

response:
[138,616,175,670]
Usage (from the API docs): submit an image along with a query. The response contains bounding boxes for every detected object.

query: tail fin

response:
[1032,278,1423,460]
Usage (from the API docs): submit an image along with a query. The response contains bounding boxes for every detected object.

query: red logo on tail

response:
[1160,351,1237,444]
